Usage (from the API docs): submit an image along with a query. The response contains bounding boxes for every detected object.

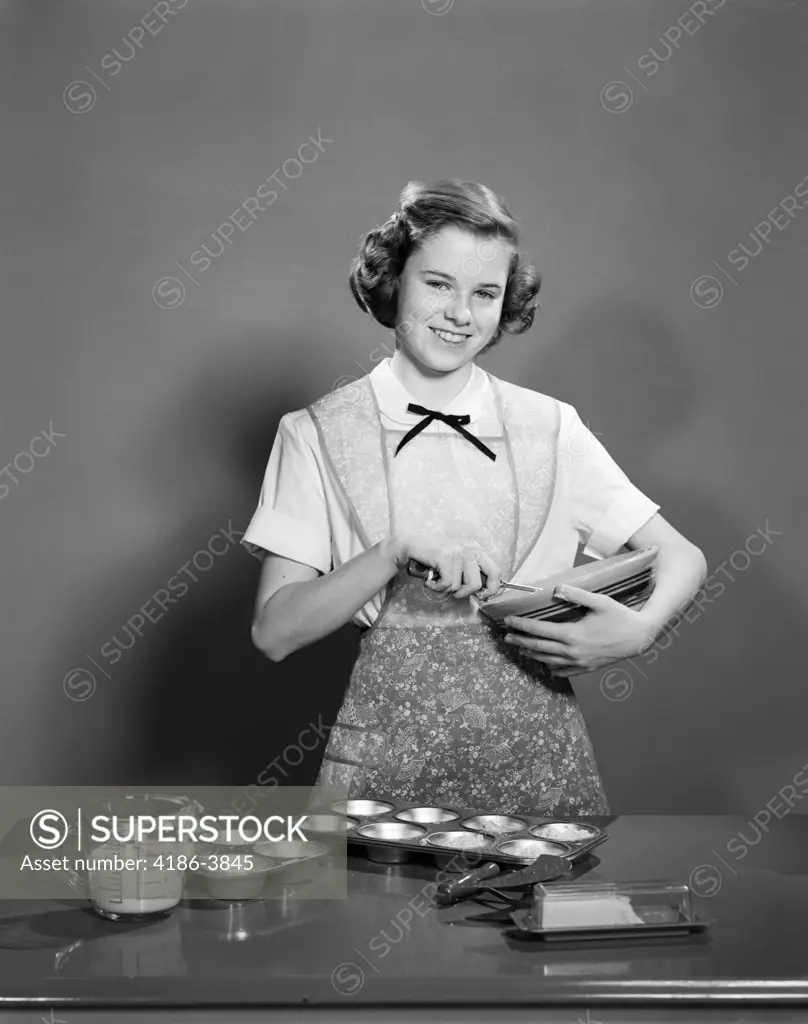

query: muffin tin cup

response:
[528,822,602,844]
[394,806,460,826]
[303,814,359,835]
[356,822,427,864]
[330,799,394,818]
[462,814,527,836]
[422,830,499,872]
[494,838,572,863]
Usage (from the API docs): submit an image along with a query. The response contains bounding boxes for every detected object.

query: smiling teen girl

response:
[242,180,707,815]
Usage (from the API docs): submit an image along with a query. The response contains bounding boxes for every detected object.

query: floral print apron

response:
[308,373,609,815]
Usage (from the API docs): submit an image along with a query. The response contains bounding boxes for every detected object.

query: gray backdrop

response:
[2,0,805,812]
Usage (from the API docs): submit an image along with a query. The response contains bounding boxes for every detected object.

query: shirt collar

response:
[368,357,489,427]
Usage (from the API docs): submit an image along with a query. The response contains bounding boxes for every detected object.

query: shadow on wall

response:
[529,301,800,812]
[49,329,356,787]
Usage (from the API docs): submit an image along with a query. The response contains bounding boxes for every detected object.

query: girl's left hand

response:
[502,586,657,678]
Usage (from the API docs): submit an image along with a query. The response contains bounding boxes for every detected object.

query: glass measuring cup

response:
[64,793,202,922]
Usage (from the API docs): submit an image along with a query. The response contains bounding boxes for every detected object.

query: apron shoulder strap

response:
[486,374,562,573]
[307,377,391,549]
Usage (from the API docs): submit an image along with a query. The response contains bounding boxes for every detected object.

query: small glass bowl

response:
[198,853,279,901]
[253,839,329,884]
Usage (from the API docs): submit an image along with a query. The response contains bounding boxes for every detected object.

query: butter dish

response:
[510,879,712,941]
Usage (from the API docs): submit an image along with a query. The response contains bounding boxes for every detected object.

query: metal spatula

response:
[433,854,572,906]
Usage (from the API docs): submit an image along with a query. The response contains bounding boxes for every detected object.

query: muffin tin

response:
[308,798,608,869]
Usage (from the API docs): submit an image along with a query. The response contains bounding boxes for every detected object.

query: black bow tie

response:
[394,403,496,461]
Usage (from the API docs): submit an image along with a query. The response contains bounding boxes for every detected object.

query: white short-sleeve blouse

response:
[241,359,660,628]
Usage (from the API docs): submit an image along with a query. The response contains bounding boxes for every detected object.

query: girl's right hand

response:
[391,534,503,601]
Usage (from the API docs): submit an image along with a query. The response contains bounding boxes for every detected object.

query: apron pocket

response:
[324,723,388,768]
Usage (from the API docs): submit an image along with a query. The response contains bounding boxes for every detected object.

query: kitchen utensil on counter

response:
[434,853,573,906]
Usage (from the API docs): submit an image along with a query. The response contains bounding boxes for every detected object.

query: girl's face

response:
[394,225,513,375]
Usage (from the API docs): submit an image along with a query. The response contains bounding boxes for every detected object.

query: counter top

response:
[0,815,806,1016]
